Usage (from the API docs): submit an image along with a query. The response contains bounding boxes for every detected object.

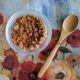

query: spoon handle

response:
[38,41,61,78]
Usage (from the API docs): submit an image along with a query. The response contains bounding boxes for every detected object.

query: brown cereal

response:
[11,15,47,50]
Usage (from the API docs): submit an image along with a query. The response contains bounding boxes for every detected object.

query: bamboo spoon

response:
[38,14,79,78]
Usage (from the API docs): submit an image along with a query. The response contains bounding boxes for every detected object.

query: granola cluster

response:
[11,15,47,50]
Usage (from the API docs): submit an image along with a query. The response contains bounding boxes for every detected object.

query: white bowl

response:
[6,9,52,55]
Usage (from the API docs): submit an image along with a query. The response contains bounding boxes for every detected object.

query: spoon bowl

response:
[63,15,78,32]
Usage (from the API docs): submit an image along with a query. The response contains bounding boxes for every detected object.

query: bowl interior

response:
[6,9,52,55]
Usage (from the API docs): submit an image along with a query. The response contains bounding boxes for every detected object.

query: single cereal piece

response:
[19,42,23,49]
[14,25,19,30]
[11,15,47,50]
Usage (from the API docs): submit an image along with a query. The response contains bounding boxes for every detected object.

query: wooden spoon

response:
[38,14,79,78]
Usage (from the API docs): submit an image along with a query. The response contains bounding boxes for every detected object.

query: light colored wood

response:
[38,14,79,78]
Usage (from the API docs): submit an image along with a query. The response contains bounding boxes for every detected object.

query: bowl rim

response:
[6,9,52,55]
